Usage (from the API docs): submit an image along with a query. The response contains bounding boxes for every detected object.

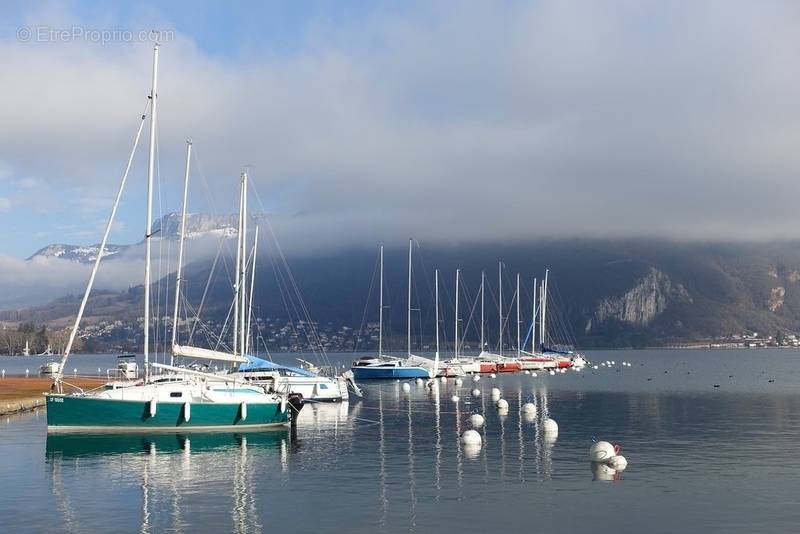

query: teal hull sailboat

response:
[46,389,288,431]
[46,44,291,432]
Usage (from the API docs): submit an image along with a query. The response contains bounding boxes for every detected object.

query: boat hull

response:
[497,361,522,372]
[351,366,430,379]
[45,394,289,432]
[479,362,498,373]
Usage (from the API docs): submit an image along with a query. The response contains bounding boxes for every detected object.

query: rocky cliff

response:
[591,268,692,328]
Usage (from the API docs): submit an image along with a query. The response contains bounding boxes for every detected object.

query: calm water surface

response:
[2,349,800,533]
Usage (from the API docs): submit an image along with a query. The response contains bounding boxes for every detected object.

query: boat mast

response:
[454,268,460,360]
[542,269,549,348]
[539,279,544,348]
[53,108,148,386]
[232,175,245,357]
[532,277,537,353]
[170,140,191,366]
[239,172,249,361]
[498,261,503,357]
[480,271,485,352]
[378,244,384,356]
[407,238,412,357]
[516,273,521,358]
[245,225,259,356]
[434,269,439,376]
[143,44,159,382]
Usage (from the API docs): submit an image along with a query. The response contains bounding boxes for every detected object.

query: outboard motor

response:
[287,393,304,426]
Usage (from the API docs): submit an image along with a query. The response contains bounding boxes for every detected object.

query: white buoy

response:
[593,365,599,370]
[1,369,4,378]
[495,398,509,410]
[549,370,555,376]
[73,368,77,376]
[469,414,485,428]
[454,378,463,386]
[542,418,558,434]
[440,376,447,383]
[532,372,538,377]
[25,369,29,377]
[416,378,424,386]
[592,462,617,481]
[463,443,482,459]
[490,373,497,379]
[402,383,411,393]
[472,375,481,382]
[490,387,501,398]
[451,395,460,402]
[461,429,482,445]
[589,441,616,462]
[524,370,530,375]
[523,411,537,423]
[471,388,481,397]
[522,402,537,415]
[560,368,566,374]
[607,455,628,471]
[611,360,616,365]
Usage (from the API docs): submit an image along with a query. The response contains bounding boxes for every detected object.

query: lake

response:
[1,348,799,533]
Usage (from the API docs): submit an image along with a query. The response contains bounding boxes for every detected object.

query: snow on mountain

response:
[28,213,244,264]
[27,243,126,263]
[151,212,239,240]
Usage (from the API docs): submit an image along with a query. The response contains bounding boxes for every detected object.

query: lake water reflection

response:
[2,349,800,533]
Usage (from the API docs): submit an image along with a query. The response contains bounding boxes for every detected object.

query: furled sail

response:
[172,344,248,363]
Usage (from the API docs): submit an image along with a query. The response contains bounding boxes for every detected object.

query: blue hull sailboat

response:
[351,242,434,380]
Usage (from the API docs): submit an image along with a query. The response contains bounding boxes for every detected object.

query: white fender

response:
[149,398,157,417]
[240,401,248,421]
[183,402,191,422]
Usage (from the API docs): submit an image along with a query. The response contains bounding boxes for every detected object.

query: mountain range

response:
[26,213,239,263]
[9,213,800,348]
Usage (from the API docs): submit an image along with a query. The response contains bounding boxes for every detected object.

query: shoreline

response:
[0,377,105,416]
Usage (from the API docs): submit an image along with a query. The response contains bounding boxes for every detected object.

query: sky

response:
[1,1,800,304]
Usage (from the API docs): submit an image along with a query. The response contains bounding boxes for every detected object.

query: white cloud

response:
[0,0,799,259]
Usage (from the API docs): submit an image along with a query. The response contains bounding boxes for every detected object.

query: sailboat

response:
[472,262,521,372]
[205,172,357,401]
[518,275,554,370]
[351,242,433,379]
[520,269,587,369]
[432,269,470,377]
[496,272,523,372]
[46,45,292,431]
